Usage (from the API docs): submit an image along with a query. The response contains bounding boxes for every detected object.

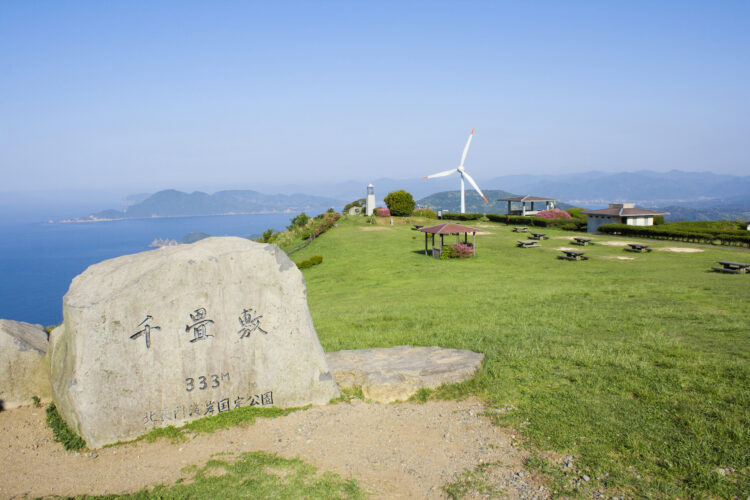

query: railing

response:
[286,233,316,255]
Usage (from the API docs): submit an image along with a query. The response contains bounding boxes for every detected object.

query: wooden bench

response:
[517,240,540,248]
[529,232,548,240]
[558,249,588,261]
[625,243,651,253]
[712,261,750,274]
[512,226,529,233]
[572,237,592,246]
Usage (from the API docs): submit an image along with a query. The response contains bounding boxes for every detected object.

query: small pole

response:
[473,232,476,257]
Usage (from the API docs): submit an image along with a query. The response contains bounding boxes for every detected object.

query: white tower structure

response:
[366,184,375,216]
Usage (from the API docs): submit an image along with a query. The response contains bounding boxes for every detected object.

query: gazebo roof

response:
[418,223,480,234]
[582,207,668,217]
[498,195,556,202]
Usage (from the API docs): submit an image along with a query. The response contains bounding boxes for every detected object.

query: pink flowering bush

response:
[452,243,474,258]
[375,207,390,217]
[535,209,572,220]
[441,243,474,259]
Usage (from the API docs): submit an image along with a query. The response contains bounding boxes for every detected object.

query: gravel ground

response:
[0,398,549,499]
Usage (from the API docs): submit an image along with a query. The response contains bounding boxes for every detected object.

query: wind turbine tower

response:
[423,129,488,214]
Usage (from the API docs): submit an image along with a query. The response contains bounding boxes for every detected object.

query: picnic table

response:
[517,240,540,248]
[572,237,593,246]
[512,226,529,233]
[712,261,750,274]
[626,243,651,253]
[529,232,548,240]
[558,249,588,261]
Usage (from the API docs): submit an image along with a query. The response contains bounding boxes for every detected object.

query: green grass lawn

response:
[296,216,750,498]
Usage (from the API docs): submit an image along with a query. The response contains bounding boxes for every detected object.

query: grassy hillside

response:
[295,215,750,498]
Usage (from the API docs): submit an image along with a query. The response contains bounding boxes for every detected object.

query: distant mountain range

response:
[81,189,344,221]
[243,170,750,211]
[79,170,749,222]
[416,190,574,214]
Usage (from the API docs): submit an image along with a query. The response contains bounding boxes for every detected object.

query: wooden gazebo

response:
[418,223,480,258]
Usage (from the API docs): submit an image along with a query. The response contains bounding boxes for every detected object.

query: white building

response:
[582,203,668,233]
[365,184,375,216]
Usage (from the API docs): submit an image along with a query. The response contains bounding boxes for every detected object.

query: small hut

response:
[418,223,480,258]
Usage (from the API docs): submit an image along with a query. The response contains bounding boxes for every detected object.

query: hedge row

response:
[296,255,323,269]
[486,214,586,231]
[441,212,484,221]
[597,224,750,247]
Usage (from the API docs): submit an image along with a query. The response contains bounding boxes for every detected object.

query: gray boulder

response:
[326,345,484,403]
[0,319,51,408]
[49,237,339,447]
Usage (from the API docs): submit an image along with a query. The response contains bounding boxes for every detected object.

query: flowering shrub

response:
[441,243,474,259]
[375,207,390,217]
[535,209,572,220]
[452,243,474,258]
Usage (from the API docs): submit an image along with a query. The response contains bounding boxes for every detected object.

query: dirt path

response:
[0,400,548,499]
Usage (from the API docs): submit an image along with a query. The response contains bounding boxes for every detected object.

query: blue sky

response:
[1,1,748,194]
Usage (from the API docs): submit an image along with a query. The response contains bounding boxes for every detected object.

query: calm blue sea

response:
[0,214,292,326]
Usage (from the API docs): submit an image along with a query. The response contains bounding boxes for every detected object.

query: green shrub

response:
[412,207,437,218]
[439,246,454,259]
[384,190,416,216]
[486,213,585,231]
[46,403,86,451]
[441,212,483,221]
[597,223,750,247]
[565,207,586,219]
[653,215,665,225]
[297,255,323,269]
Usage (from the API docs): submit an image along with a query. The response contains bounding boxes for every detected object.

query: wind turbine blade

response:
[459,128,474,167]
[462,170,488,202]
[423,168,458,179]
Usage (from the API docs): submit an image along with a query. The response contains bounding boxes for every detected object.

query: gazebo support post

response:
[424,233,428,256]
[473,232,476,257]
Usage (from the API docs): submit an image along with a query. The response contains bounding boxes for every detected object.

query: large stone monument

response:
[49,237,339,448]
[0,319,52,408]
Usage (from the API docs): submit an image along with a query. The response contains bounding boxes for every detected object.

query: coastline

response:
[57,210,301,224]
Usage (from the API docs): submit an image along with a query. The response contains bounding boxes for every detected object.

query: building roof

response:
[418,223,480,234]
[498,195,556,202]
[582,207,668,217]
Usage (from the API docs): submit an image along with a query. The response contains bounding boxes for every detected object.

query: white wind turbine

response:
[423,128,488,214]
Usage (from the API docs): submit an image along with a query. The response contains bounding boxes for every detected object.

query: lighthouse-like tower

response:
[365,184,375,216]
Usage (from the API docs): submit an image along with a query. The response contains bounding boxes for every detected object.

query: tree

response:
[287,212,309,230]
[260,229,274,242]
[384,190,416,217]
[343,198,366,213]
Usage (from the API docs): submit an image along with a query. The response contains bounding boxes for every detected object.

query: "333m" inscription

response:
[185,372,230,392]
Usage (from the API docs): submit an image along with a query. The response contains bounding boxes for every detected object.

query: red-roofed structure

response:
[582,204,668,233]
[418,223,480,257]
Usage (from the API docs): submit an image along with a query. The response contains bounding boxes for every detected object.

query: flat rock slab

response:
[326,345,484,403]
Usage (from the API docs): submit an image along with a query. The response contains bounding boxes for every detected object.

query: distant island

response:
[64,189,345,222]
